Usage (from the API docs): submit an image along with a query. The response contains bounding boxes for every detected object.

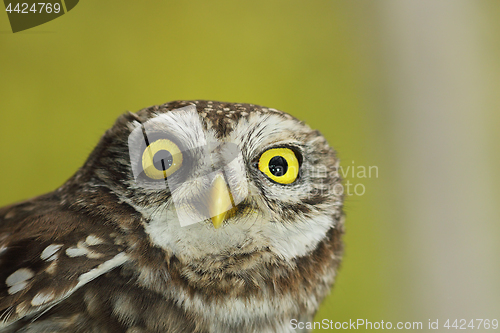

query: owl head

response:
[72,100,343,262]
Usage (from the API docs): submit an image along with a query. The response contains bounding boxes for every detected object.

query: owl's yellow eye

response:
[258,148,299,184]
[142,139,183,179]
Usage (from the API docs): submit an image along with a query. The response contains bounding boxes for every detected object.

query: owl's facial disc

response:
[108,101,342,261]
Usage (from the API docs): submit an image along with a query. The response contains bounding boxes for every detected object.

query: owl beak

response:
[208,174,234,229]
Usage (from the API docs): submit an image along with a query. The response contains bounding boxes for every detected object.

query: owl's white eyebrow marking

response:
[85,235,105,246]
[31,291,56,306]
[40,244,63,261]
[6,268,34,287]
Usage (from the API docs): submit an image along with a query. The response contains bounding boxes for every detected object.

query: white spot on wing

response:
[66,240,104,259]
[31,291,56,306]
[85,235,105,246]
[16,301,30,315]
[76,253,129,288]
[7,253,129,321]
[41,244,63,261]
[45,261,57,275]
[86,252,104,259]
[6,268,34,287]
[66,246,89,257]
[8,281,28,295]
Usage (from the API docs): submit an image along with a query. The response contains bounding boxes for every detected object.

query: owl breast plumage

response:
[0,100,344,333]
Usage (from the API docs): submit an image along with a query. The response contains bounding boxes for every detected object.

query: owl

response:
[0,100,344,333]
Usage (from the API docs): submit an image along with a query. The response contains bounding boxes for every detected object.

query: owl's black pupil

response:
[269,156,288,177]
[153,150,173,170]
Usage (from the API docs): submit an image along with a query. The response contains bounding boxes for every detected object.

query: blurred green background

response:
[1,1,499,331]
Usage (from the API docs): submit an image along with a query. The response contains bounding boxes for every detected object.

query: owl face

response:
[81,101,342,262]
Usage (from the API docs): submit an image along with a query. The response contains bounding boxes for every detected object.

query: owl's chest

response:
[116,260,316,332]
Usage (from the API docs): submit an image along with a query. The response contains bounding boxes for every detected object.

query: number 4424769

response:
[444,319,499,329]
[5,3,62,14]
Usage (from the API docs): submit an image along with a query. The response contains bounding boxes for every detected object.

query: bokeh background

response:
[1,1,499,331]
